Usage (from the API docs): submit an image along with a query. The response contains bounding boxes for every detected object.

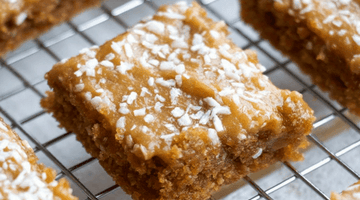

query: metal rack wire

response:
[1,0,360,199]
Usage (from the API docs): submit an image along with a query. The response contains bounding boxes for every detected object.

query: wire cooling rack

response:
[1,0,360,199]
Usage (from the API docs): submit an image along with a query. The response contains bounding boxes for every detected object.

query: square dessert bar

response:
[331,180,360,200]
[42,2,315,199]
[0,117,77,200]
[0,0,101,56]
[241,0,360,115]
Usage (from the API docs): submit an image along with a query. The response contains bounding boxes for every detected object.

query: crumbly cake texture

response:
[41,2,315,200]
[0,0,101,57]
[0,117,78,200]
[241,0,360,115]
[331,180,360,200]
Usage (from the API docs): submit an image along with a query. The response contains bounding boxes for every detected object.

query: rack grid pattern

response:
[1,0,360,199]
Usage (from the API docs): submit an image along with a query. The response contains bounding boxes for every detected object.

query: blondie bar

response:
[241,0,360,115]
[0,0,101,56]
[0,117,77,200]
[41,2,315,199]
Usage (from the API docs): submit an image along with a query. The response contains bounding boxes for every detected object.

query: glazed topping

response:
[2,0,21,6]
[275,0,360,73]
[63,2,313,160]
[0,0,26,25]
[0,121,57,200]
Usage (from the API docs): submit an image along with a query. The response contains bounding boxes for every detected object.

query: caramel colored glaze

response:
[241,0,360,116]
[331,180,360,200]
[0,0,101,57]
[0,117,78,200]
[42,2,315,199]
[266,0,360,73]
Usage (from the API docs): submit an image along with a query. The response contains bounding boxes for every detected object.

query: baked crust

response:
[0,117,78,200]
[42,2,315,199]
[0,0,101,57]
